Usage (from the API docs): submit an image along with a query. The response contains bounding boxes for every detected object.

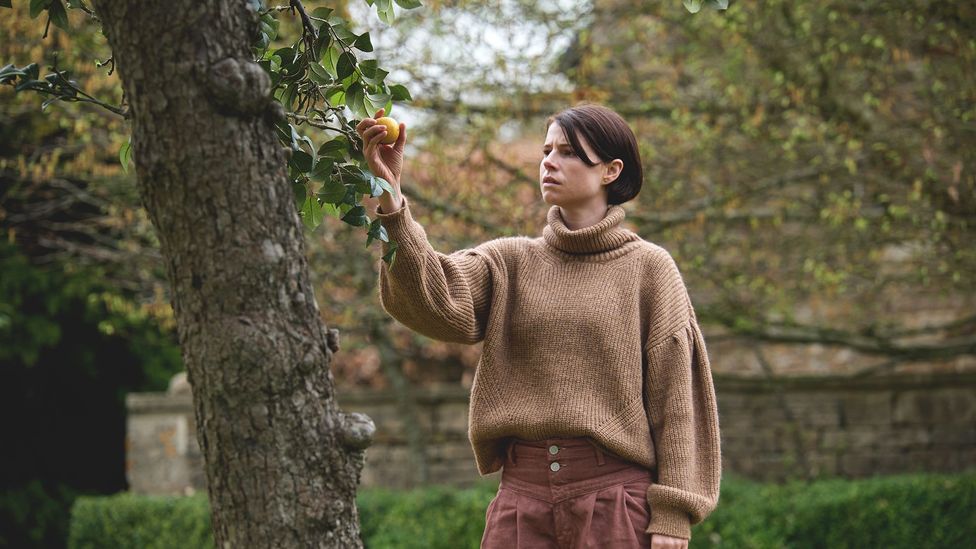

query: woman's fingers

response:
[362,124,387,143]
[393,122,406,150]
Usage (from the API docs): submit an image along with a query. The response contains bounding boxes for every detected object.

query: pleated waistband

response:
[500,437,652,504]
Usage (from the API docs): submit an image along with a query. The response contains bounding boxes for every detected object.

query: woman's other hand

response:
[356,108,405,211]
[651,533,688,549]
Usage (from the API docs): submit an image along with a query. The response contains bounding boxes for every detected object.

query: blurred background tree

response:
[321,0,975,391]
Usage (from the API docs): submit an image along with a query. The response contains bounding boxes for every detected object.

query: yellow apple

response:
[375,116,400,145]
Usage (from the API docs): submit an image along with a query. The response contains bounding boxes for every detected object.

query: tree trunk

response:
[93,1,373,546]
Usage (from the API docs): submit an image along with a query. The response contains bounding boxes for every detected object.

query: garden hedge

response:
[68,471,976,548]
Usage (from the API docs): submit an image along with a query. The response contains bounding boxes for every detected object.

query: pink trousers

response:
[481,437,652,549]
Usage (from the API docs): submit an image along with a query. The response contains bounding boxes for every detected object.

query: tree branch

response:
[715,314,976,360]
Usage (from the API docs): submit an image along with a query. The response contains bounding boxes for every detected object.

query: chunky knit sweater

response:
[374,197,721,540]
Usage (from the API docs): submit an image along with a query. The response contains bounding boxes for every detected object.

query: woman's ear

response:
[603,159,624,185]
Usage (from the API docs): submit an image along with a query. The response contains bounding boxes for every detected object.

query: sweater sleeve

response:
[374,197,494,344]
[642,264,722,540]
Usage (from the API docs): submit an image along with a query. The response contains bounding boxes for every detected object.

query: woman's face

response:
[539,123,611,210]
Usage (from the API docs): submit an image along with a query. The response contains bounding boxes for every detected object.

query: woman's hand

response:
[651,533,688,549]
[356,108,405,211]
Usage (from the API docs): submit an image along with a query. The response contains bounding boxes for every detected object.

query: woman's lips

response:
[542,176,559,185]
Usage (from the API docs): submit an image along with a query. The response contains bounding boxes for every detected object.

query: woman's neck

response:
[558,202,611,230]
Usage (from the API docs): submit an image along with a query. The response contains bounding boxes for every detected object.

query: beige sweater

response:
[374,197,721,540]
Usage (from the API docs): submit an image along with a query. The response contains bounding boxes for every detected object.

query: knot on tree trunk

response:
[337,411,375,451]
[206,57,272,117]
[327,328,340,354]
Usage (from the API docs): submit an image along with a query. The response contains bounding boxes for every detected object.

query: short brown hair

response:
[546,104,643,205]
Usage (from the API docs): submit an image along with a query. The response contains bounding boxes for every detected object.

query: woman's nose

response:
[542,155,557,171]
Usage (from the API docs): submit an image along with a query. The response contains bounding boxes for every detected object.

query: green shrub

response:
[68,471,976,548]
[781,473,976,548]
[0,481,79,548]
[67,493,212,549]
[691,471,976,548]
[1,241,184,548]
[359,480,498,549]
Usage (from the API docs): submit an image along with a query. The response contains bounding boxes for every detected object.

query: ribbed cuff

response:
[645,502,691,540]
[374,195,408,217]
[374,196,423,255]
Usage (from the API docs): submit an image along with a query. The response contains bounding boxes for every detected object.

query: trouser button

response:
[550,462,561,472]
[548,445,559,455]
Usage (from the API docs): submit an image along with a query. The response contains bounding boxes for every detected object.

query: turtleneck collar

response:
[542,205,640,255]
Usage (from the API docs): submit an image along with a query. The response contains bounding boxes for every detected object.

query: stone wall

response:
[125,373,976,494]
[718,373,976,480]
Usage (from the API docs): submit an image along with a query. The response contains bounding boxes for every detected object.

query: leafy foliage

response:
[68,493,214,549]
[2,0,423,265]
[67,472,976,548]
[0,242,183,548]
[340,0,975,377]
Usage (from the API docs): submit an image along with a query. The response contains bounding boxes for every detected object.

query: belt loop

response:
[587,439,606,466]
[506,439,518,466]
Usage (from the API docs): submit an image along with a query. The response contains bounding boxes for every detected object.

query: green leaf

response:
[366,221,387,246]
[323,85,345,105]
[331,22,358,45]
[119,140,132,174]
[683,0,703,13]
[373,176,395,196]
[359,59,378,78]
[318,178,347,204]
[0,64,29,84]
[29,0,51,18]
[292,181,307,207]
[308,62,332,85]
[274,47,297,69]
[318,136,348,160]
[394,0,422,8]
[48,1,68,29]
[382,240,398,266]
[287,124,301,150]
[300,195,324,230]
[25,63,39,81]
[278,83,298,110]
[290,150,313,173]
[365,93,392,115]
[336,52,357,80]
[389,84,412,101]
[341,205,368,227]
[322,45,340,78]
[310,158,335,182]
[322,202,340,218]
[706,0,729,9]
[15,79,46,92]
[339,164,372,195]
[310,7,333,21]
[367,218,389,247]
[358,60,388,86]
[354,178,373,196]
[378,5,395,25]
[346,83,366,118]
[259,14,279,40]
[353,33,373,53]
[314,33,332,61]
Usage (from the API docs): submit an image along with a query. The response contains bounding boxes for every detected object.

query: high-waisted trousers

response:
[480,437,652,549]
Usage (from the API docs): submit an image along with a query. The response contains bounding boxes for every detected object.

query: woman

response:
[356,104,721,548]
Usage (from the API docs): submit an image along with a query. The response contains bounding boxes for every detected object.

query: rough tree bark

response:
[93,1,374,546]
